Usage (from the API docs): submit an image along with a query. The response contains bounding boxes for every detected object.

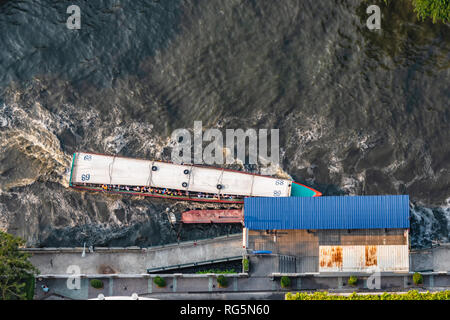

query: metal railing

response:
[146,255,243,273]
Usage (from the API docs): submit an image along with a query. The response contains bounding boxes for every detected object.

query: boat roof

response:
[70,152,292,197]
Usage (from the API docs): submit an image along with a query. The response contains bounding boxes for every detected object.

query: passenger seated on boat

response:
[102,185,107,190]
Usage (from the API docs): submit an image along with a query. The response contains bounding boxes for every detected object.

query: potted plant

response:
[154,276,166,288]
[413,272,423,286]
[281,276,291,289]
[242,258,249,273]
[90,279,104,289]
[217,275,228,288]
[348,276,358,287]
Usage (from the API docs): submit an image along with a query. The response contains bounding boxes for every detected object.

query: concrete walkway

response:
[26,234,243,275]
[34,271,450,300]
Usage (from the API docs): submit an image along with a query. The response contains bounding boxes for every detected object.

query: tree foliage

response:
[286,290,450,300]
[0,231,39,300]
[384,0,449,23]
[412,0,450,23]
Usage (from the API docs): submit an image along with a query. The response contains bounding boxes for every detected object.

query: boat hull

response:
[70,185,245,204]
[68,152,322,202]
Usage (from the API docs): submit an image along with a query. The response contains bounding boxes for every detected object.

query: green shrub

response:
[285,290,450,300]
[348,276,358,286]
[281,276,291,288]
[90,279,104,289]
[243,258,249,272]
[154,276,166,288]
[413,272,423,285]
[217,275,228,288]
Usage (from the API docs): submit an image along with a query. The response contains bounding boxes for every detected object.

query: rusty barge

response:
[181,209,243,224]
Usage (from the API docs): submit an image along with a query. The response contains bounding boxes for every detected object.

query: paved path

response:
[34,272,450,300]
[27,234,244,275]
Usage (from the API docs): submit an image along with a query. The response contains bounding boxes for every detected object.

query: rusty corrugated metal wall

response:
[247,229,408,273]
[319,245,409,272]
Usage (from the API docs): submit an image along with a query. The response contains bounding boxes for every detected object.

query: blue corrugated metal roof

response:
[244,195,410,230]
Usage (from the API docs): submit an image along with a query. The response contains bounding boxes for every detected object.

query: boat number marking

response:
[275,180,284,185]
[84,155,92,161]
[81,173,91,181]
[273,190,281,196]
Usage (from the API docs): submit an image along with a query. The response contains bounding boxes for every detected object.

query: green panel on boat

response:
[291,182,321,197]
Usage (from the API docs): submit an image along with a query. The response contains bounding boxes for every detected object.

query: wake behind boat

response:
[69,152,321,203]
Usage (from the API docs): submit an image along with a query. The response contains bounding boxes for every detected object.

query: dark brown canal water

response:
[0,0,448,248]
